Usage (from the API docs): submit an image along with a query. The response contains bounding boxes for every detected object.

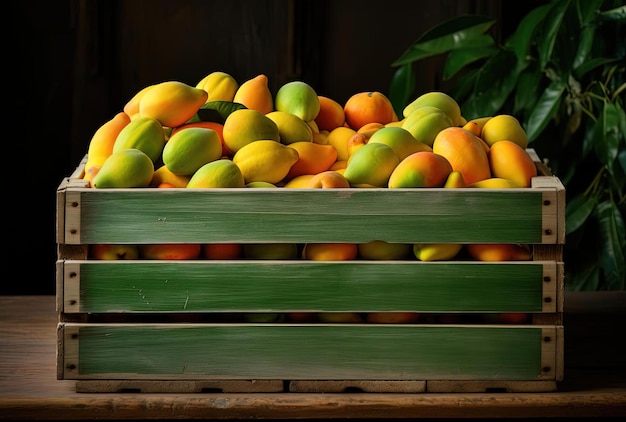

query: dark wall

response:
[10,0,510,295]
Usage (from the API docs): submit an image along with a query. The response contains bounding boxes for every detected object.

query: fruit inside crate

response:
[56,75,565,393]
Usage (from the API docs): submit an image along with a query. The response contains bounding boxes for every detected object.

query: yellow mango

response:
[195,71,239,102]
[232,140,299,184]
[139,81,208,128]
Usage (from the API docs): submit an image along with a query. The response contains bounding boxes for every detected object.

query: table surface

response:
[1,292,625,420]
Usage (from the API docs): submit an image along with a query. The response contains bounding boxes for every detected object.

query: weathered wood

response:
[1,295,625,419]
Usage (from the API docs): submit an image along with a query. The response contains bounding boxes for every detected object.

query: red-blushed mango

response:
[432,126,491,185]
[343,91,396,131]
[315,95,346,131]
[488,140,537,187]
[306,170,351,188]
[202,243,244,259]
[366,312,420,324]
[302,243,358,261]
[139,81,208,128]
[346,132,368,157]
[388,151,453,188]
[139,244,202,260]
[466,244,532,261]
[243,243,299,260]
[284,141,338,180]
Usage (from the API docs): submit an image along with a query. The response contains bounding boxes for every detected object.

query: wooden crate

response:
[56,150,565,393]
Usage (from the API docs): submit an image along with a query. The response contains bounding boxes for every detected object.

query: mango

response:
[403,91,464,126]
[150,165,191,188]
[222,109,280,154]
[84,112,131,180]
[467,177,521,188]
[243,243,299,260]
[432,126,491,185]
[443,170,466,188]
[186,159,245,188]
[488,140,537,187]
[195,71,239,102]
[232,140,299,184]
[113,116,165,163]
[343,142,400,188]
[266,111,313,144]
[466,244,532,261]
[481,114,528,148]
[388,151,453,188]
[91,148,154,189]
[233,74,273,114]
[367,126,432,161]
[162,127,223,176]
[413,243,463,261]
[402,106,453,146]
[358,241,412,260]
[139,81,208,128]
[274,81,320,122]
[284,141,338,180]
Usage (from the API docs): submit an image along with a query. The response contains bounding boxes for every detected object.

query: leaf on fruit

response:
[198,101,247,123]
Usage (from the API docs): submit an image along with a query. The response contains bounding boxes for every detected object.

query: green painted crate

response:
[56,151,565,393]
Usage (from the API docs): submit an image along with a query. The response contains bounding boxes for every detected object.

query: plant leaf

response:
[525,79,566,142]
[460,50,522,118]
[577,0,605,24]
[505,3,552,62]
[566,193,598,234]
[574,57,619,79]
[442,35,498,80]
[392,15,495,66]
[596,199,626,290]
[513,65,543,115]
[537,0,570,70]
[388,64,416,117]
[594,101,621,173]
[199,101,246,123]
[599,5,626,22]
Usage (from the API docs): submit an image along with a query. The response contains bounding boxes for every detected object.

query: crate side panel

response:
[71,188,548,244]
[62,324,549,381]
[64,261,549,313]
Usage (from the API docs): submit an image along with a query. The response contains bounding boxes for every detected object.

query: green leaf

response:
[566,193,598,234]
[392,15,495,66]
[505,3,552,62]
[199,101,246,123]
[599,5,626,22]
[594,101,621,173]
[572,24,595,70]
[513,65,543,115]
[537,0,570,70]
[577,0,604,25]
[389,64,416,117]
[566,259,600,291]
[574,57,620,79]
[460,50,522,118]
[525,79,566,142]
[596,199,626,290]
[442,35,498,80]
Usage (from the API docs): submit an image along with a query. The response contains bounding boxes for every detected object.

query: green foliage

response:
[390,0,626,290]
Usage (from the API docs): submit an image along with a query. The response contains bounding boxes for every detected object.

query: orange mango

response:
[432,126,491,185]
[488,140,537,187]
[84,112,131,180]
[388,151,453,188]
[233,74,273,115]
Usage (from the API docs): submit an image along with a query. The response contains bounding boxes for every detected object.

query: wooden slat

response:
[60,187,549,245]
[61,260,551,314]
[76,379,284,393]
[60,323,553,381]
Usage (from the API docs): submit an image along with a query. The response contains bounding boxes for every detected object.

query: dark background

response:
[8,0,540,295]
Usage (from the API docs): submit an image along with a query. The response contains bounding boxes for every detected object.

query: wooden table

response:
[1,292,625,420]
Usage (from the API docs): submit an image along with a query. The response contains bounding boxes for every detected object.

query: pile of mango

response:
[83,71,537,191]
